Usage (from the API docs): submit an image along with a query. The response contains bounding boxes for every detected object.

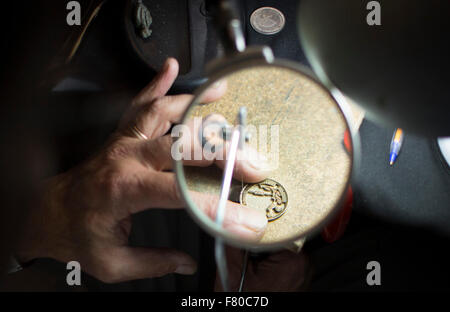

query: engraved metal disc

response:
[250,7,286,35]
[240,179,288,221]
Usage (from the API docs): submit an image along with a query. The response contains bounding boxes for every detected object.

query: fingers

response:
[200,79,228,103]
[214,147,272,183]
[130,81,228,140]
[125,58,228,139]
[136,116,272,182]
[126,171,267,241]
[132,58,179,107]
[190,191,267,241]
[118,58,179,129]
[134,94,194,139]
[133,58,227,108]
[102,247,197,283]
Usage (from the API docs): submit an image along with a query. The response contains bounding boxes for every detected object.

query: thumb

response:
[190,191,268,241]
[108,247,197,282]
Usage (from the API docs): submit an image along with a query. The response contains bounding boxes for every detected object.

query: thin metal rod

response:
[238,107,247,149]
[215,129,240,227]
[238,250,249,292]
[215,128,241,292]
[215,238,228,291]
[67,1,106,63]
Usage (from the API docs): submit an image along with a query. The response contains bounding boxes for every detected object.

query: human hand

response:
[15,58,270,283]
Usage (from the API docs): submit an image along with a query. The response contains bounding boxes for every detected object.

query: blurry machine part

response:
[437,137,450,170]
[298,0,450,136]
[133,0,152,39]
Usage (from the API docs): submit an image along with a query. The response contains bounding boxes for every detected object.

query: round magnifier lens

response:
[174,62,353,251]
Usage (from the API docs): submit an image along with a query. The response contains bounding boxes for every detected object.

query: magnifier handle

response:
[207,0,246,54]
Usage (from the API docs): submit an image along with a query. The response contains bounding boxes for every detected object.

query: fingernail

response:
[248,152,271,171]
[162,58,172,72]
[212,80,223,89]
[175,264,197,275]
[238,207,267,234]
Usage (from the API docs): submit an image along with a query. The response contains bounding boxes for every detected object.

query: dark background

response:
[0,0,449,291]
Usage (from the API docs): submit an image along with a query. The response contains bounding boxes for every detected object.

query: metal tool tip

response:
[389,161,394,166]
[238,107,247,126]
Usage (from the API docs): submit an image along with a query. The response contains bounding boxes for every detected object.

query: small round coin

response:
[250,7,286,35]
[240,179,288,221]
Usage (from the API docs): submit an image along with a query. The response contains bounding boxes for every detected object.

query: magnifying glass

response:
[173,0,358,291]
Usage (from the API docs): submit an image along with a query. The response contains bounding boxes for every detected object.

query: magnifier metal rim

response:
[174,58,356,252]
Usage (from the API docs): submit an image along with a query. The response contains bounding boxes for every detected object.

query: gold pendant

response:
[240,179,288,221]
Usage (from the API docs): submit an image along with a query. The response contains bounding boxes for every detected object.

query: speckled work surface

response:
[182,66,352,246]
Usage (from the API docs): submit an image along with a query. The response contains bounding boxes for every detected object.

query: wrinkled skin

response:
[15,58,271,283]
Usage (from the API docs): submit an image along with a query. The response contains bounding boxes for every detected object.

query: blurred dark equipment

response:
[124,0,243,90]
[124,0,306,92]
[298,0,450,136]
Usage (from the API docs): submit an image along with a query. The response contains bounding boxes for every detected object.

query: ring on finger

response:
[129,125,148,140]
